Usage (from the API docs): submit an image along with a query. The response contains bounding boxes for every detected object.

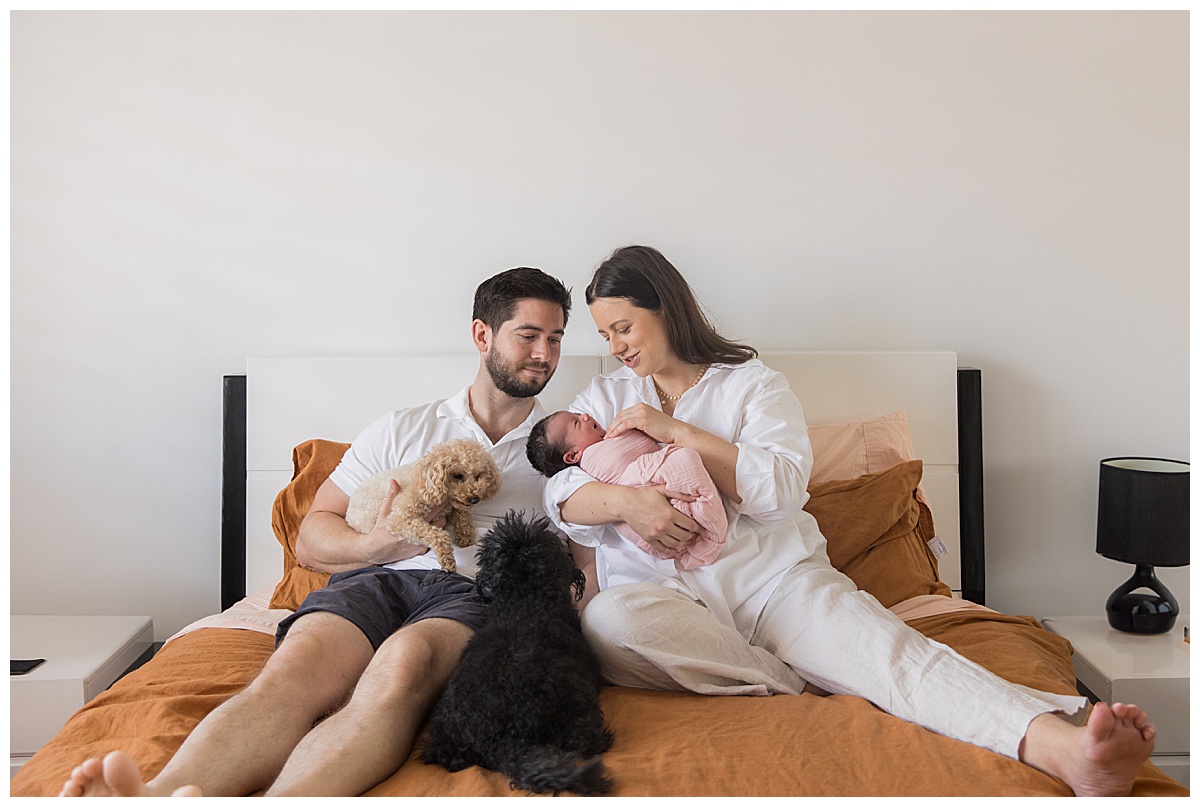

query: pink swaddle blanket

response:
[579,430,728,569]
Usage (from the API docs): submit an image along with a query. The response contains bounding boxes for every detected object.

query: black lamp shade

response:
[1096,457,1190,567]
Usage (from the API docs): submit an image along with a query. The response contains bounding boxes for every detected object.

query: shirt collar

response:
[437,385,548,448]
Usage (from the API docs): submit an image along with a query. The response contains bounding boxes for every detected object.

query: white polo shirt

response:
[542,360,827,639]
[330,386,550,579]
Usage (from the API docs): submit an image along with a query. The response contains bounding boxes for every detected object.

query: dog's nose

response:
[469,496,480,504]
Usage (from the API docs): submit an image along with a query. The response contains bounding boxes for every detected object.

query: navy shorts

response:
[275,567,490,651]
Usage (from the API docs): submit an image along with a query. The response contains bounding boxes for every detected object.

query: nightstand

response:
[1042,615,1189,788]
[10,615,154,778]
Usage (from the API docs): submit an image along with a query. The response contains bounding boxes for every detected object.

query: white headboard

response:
[225,351,978,605]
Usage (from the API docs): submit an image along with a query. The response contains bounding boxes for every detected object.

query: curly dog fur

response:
[344,439,502,573]
[419,512,614,796]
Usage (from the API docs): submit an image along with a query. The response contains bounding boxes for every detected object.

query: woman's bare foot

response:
[57,751,202,797]
[1022,702,1156,796]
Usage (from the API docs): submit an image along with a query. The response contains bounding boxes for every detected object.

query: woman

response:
[543,245,1156,796]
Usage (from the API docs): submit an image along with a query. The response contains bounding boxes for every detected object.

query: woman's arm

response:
[559,481,700,555]
[606,405,742,504]
[725,373,812,520]
[608,370,812,522]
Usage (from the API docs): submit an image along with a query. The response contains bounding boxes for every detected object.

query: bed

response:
[10,352,1188,797]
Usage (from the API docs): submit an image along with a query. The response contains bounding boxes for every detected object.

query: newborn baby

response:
[526,411,728,569]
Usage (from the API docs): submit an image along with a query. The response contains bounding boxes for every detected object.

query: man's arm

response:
[296,478,430,573]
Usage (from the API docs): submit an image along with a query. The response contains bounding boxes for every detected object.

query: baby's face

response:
[551,411,607,460]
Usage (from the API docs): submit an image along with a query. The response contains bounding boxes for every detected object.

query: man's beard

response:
[485,351,554,398]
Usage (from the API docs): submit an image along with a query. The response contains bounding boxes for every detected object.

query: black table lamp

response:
[1096,457,1189,634]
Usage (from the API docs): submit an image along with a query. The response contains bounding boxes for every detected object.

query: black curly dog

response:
[419,511,614,795]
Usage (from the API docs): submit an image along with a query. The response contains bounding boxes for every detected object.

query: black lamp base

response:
[1105,565,1179,634]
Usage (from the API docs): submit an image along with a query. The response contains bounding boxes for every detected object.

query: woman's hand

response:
[620,485,700,554]
[608,403,689,444]
[556,480,705,554]
[610,403,743,505]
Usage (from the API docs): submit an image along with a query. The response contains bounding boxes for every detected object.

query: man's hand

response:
[361,479,434,565]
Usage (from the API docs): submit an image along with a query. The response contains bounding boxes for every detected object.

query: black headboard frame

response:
[221,375,248,611]
[956,367,985,605]
[219,369,986,611]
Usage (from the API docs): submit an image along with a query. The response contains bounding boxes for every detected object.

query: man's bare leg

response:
[1020,701,1156,796]
[264,617,474,796]
[59,613,373,797]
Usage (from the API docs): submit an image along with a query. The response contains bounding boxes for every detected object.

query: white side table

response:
[1042,615,1189,788]
[10,615,154,777]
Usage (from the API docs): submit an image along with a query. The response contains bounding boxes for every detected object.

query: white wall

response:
[12,11,1188,639]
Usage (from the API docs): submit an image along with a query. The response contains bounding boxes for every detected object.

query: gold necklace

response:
[654,365,708,405]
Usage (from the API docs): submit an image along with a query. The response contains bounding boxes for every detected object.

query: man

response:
[61,267,573,797]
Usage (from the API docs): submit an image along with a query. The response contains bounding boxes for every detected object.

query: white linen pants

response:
[580,549,1086,760]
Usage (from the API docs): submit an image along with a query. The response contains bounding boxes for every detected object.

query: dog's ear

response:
[483,465,503,499]
[473,446,502,500]
[414,446,456,505]
[571,567,586,602]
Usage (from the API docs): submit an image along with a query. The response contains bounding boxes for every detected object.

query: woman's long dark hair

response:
[586,246,757,366]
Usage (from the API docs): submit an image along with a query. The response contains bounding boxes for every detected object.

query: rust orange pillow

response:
[268,439,350,611]
[804,459,950,607]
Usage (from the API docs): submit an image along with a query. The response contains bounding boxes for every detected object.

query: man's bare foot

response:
[57,751,202,797]
[1022,702,1156,796]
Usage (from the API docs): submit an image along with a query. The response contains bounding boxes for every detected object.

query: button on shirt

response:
[542,360,827,639]
[329,386,550,579]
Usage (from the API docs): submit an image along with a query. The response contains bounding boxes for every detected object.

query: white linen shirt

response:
[543,360,827,639]
[329,386,550,579]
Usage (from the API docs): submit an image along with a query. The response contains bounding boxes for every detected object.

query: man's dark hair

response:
[473,267,572,331]
[526,413,572,477]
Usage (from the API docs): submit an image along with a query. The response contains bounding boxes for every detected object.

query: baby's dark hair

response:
[526,413,574,477]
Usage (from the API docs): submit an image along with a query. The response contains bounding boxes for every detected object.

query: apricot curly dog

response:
[345,439,502,573]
